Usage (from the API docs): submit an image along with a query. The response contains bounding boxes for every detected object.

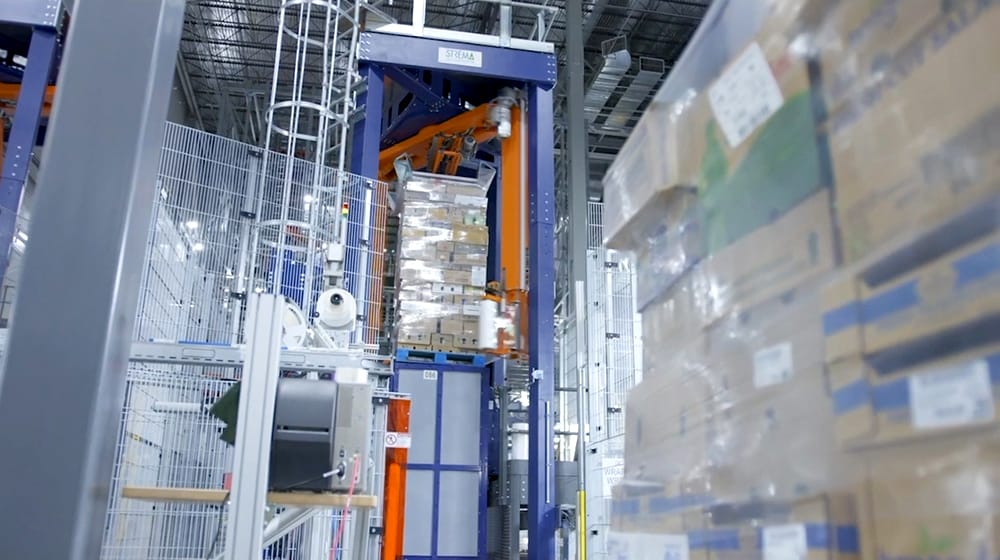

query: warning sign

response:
[385,432,412,449]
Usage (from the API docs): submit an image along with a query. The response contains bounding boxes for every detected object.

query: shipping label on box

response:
[703,287,838,492]
[831,343,1000,448]
[822,232,1000,361]
[826,2,1000,263]
[697,46,828,256]
[753,494,859,560]
[707,285,825,402]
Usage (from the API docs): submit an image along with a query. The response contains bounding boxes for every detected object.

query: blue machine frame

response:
[0,21,61,283]
[354,31,558,560]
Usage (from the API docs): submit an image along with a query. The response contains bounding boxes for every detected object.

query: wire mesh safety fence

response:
[556,201,641,559]
[136,123,390,351]
[101,358,396,560]
[101,362,237,560]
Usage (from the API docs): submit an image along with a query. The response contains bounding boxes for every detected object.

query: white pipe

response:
[151,402,205,414]
[332,0,363,244]
[478,298,499,349]
[413,0,426,34]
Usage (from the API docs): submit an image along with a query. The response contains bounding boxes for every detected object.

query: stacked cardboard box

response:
[608,0,1000,557]
[395,174,487,352]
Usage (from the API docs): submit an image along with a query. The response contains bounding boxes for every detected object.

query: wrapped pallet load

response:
[606,0,1000,558]
[394,173,488,353]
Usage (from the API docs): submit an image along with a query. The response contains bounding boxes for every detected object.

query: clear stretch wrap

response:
[395,174,488,351]
[605,0,1000,558]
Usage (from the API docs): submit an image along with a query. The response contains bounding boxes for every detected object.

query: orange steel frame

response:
[377,104,495,181]
[499,107,528,357]
[381,396,411,560]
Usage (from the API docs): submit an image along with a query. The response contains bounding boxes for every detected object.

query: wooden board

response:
[122,486,378,508]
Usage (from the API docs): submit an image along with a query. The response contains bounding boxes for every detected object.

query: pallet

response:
[395,346,487,366]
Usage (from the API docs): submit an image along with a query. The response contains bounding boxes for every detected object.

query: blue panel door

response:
[395,362,487,560]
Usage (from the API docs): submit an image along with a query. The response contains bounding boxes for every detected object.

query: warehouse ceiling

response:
[176,0,710,191]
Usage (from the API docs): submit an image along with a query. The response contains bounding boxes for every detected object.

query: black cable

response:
[204,490,231,559]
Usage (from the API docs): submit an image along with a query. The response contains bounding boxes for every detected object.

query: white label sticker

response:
[607,531,687,560]
[763,524,808,560]
[708,41,784,147]
[422,369,438,381]
[471,266,487,286]
[910,359,994,430]
[753,342,794,388]
[463,303,480,316]
[602,457,625,496]
[384,431,412,449]
[437,47,483,68]
[606,531,636,560]
[648,533,690,560]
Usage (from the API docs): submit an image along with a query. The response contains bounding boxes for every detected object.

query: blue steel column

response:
[0,27,59,282]
[527,83,556,560]
[345,63,384,343]
[349,63,384,177]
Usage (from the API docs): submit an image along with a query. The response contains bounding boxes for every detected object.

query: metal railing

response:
[370,0,558,52]
[136,122,390,351]
[100,356,397,560]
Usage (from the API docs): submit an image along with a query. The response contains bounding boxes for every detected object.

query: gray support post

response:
[0,0,185,558]
[566,0,590,289]
[225,293,284,559]
[565,0,591,553]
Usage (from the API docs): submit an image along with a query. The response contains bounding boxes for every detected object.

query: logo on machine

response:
[437,47,483,68]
